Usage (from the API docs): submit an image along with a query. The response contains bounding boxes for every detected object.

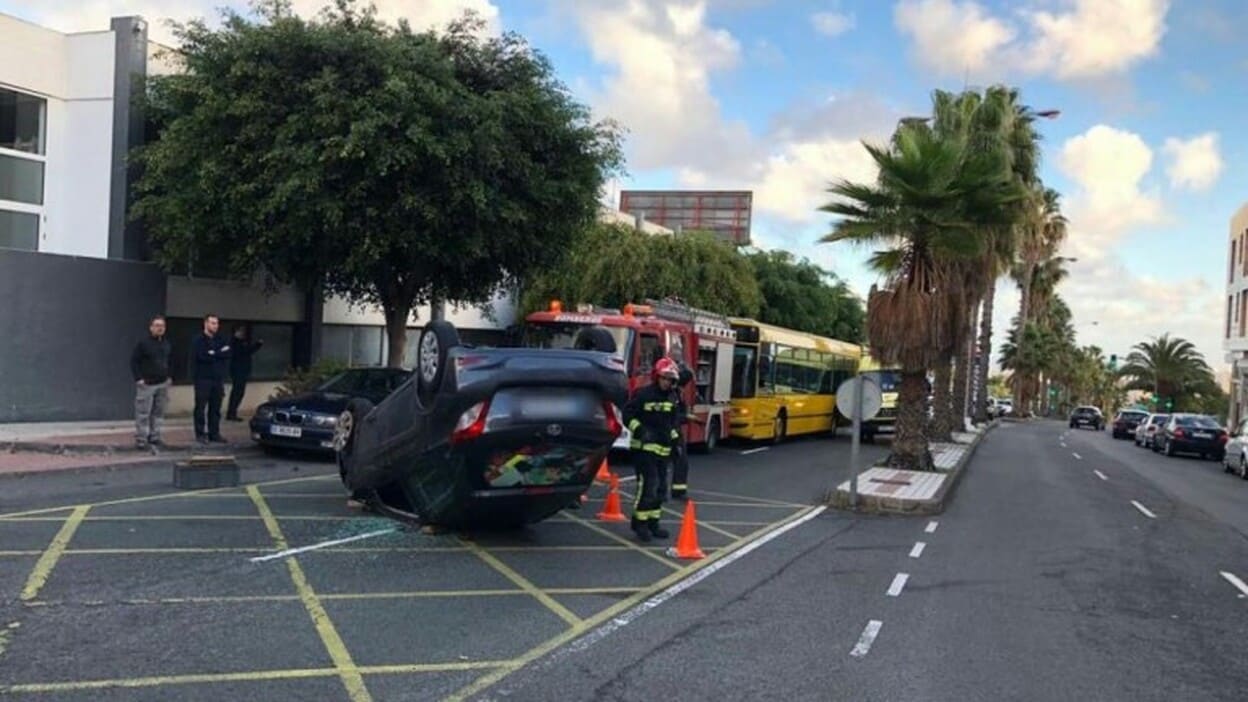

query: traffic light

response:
[1165,398,1173,410]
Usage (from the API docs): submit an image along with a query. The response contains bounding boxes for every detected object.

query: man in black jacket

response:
[131,316,172,449]
[192,314,232,443]
[623,358,682,542]
[225,325,264,421]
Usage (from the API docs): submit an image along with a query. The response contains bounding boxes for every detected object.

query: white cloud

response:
[812,11,855,37]
[1162,132,1224,191]
[1056,124,1164,259]
[751,138,880,223]
[893,0,1170,81]
[6,0,500,45]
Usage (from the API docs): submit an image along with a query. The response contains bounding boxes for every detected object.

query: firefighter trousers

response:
[631,450,664,526]
[670,441,690,498]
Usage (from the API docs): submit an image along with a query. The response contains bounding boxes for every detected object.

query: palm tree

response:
[1010,186,1068,415]
[1118,334,1215,408]
[820,122,1016,470]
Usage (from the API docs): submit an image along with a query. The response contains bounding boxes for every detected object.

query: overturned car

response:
[333,320,628,530]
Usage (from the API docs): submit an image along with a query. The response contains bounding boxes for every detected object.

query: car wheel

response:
[1164,440,1175,457]
[771,413,787,445]
[572,325,618,354]
[335,398,375,490]
[1223,453,1233,473]
[417,320,461,403]
[1239,454,1248,480]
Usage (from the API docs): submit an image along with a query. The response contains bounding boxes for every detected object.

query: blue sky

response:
[4,0,1242,373]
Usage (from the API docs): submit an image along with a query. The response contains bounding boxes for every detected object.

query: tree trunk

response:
[888,370,934,471]
[1012,263,1036,418]
[953,302,976,428]
[383,302,413,368]
[974,285,996,423]
[930,361,957,442]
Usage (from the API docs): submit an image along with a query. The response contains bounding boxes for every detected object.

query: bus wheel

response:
[696,417,720,454]
[771,413,787,445]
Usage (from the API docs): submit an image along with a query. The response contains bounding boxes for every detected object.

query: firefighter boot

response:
[648,520,670,539]
[631,517,653,543]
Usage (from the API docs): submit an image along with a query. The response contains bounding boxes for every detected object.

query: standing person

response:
[225,325,264,421]
[669,363,698,501]
[192,314,232,443]
[622,358,681,543]
[130,316,172,450]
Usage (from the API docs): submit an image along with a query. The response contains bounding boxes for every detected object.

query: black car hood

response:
[263,392,381,414]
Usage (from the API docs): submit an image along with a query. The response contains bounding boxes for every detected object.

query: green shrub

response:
[272,358,351,399]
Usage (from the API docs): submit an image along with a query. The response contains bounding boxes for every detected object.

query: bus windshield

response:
[731,345,758,398]
[861,369,901,393]
[523,322,633,360]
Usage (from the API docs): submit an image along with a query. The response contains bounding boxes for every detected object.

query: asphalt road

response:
[0,430,888,701]
[486,421,1248,702]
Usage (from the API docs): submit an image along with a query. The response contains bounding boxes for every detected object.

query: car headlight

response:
[310,413,338,428]
[256,406,274,420]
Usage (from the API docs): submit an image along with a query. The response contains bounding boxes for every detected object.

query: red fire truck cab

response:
[523,298,737,452]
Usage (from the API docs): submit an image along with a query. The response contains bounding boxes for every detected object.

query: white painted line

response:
[1130,500,1157,519]
[887,573,909,597]
[925,521,939,534]
[1093,470,1108,481]
[617,475,637,483]
[1072,452,1082,460]
[249,528,396,563]
[1219,571,1248,598]
[740,447,770,456]
[541,506,826,662]
[909,542,926,559]
[850,620,883,658]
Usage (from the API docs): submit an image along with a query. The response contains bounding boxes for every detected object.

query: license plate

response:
[271,425,302,438]
[1193,431,1212,439]
[520,397,581,418]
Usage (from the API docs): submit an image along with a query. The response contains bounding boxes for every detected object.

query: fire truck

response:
[523,298,737,452]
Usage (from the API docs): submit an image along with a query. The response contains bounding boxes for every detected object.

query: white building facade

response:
[1225,203,1248,427]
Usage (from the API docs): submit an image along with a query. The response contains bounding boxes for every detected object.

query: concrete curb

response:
[828,419,1000,515]
[1,439,253,457]
[0,445,264,480]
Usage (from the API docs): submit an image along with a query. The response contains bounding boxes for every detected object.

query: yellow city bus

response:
[857,352,901,441]
[727,318,862,442]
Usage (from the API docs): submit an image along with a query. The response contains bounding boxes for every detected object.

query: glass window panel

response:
[0,89,45,155]
[0,209,38,251]
[350,326,383,366]
[0,153,44,204]
[248,323,294,381]
[321,326,353,364]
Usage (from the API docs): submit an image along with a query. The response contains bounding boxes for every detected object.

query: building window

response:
[165,318,295,384]
[0,209,38,250]
[0,88,45,155]
[1228,296,1233,339]
[0,153,44,205]
[1233,240,1239,283]
[322,325,385,367]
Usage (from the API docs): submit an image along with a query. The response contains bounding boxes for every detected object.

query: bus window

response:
[732,345,758,398]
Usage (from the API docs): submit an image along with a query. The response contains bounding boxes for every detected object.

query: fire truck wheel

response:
[573,325,617,354]
[696,417,720,454]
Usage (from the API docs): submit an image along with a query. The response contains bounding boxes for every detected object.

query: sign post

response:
[837,376,883,509]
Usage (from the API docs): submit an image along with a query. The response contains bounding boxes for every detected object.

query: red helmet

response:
[653,357,679,381]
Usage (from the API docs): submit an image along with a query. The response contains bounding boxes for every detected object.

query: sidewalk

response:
[0,418,256,476]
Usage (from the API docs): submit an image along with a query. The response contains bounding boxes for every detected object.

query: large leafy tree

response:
[1118,334,1216,410]
[747,250,864,342]
[520,223,762,317]
[134,1,623,366]
[820,123,1017,471]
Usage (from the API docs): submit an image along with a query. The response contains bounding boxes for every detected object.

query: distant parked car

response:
[1134,413,1169,448]
[1111,409,1149,439]
[1153,413,1227,460]
[1068,406,1103,431]
[250,367,414,454]
[1221,417,1248,479]
[990,397,1013,417]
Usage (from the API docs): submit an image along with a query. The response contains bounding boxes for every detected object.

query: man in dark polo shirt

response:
[191,314,232,443]
[130,315,172,449]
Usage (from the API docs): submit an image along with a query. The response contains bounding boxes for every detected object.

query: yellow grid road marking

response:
[248,486,372,702]
[20,505,89,601]
[559,511,681,569]
[1,661,511,694]
[445,505,816,701]
[0,473,338,519]
[23,587,646,609]
[0,514,364,522]
[461,540,581,627]
[0,544,725,558]
[688,488,805,507]
[614,490,741,540]
[678,501,803,508]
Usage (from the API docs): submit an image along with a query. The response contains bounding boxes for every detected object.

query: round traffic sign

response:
[837,376,883,421]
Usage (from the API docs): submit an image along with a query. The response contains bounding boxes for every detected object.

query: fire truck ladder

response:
[644,298,736,340]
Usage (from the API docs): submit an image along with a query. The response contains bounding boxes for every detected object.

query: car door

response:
[1229,419,1248,468]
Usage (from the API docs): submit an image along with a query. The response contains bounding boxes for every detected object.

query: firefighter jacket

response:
[623,382,682,457]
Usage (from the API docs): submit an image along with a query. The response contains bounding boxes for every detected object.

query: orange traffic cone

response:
[667,499,706,560]
[596,474,628,522]
[595,458,611,483]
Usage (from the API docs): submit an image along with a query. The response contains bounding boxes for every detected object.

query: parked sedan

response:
[1134,413,1169,448]
[1068,406,1104,430]
[250,367,413,454]
[1111,409,1149,439]
[1221,417,1248,479]
[1153,413,1227,460]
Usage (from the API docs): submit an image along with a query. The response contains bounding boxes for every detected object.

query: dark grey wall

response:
[108,16,149,261]
[0,249,166,422]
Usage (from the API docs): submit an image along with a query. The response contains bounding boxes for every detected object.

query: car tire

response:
[417,320,461,403]
[1240,454,1248,480]
[573,325,618,354]
[1164,440,1175,457]
[336,398,375,493]
[771,413,787,445]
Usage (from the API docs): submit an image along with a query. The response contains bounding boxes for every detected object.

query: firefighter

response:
[623,358,681,542]
[669,363,696,501]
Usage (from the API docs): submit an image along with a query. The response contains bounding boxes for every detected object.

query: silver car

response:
[1134,413,1169,448]
[1222,417,1248,479]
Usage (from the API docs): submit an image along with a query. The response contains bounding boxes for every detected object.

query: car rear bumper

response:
[1168,439,1225,456]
